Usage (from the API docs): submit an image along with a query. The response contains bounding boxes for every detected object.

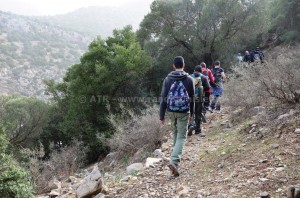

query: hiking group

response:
[236,47,264,64]
[160,56,226,177]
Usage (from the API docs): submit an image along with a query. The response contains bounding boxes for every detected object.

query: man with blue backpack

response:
[160,56,194,177]
[187,65,210,137]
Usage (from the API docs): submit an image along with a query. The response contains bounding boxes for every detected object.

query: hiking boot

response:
[187,124,194,136]
[195,128,202,134]
[208,107,214,113]
[168,162,179,177]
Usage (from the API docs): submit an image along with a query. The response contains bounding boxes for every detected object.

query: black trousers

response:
[203,92,210,112]
[195,96,203,132]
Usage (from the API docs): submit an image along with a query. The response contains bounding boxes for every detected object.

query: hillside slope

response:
[36,0,152,38]
[0,11,92,98]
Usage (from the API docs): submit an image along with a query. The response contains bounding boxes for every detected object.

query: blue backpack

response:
[167,80,190,112]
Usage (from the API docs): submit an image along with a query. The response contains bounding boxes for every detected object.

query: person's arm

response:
[188,77,194,119]
[159,78,168,124]
[221,71,226,83]
[201,75,210,91]
[208,70,215,83]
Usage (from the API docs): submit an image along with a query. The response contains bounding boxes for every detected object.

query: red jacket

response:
[202,68,215,93]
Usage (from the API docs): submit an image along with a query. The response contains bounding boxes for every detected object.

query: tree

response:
[45,26,152,162]
[0,127,35,198]
[271,0,300,43]
[137,0,270,93]
[0,95,49,147]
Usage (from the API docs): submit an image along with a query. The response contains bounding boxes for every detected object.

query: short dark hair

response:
[214,60,220,66]
[200,62,206,68]
[173,56,184,68]
[194,65,202,72]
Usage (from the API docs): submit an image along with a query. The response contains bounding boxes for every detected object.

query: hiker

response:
[187,65,210,137]
[254,47,264,63]
[159,56,194,177]
[210,60,226,113]
[200,62,214,113]
[236,53,243,63]
[243,51,251,63]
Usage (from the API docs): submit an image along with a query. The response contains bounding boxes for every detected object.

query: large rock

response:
[126,163,144,174]
[295,128,300,134]
[76,165,103,198]
[145,157,162,168]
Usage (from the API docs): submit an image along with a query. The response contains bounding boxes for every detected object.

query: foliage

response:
[0,95,49,147]
[0,127,35,198]
[45,26,152,162]
[137,0,270,94]
[270,0,300,43]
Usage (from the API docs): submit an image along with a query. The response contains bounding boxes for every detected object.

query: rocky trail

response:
[38,107,300,198]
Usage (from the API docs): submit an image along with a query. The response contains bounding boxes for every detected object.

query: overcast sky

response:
[0,0,152,16]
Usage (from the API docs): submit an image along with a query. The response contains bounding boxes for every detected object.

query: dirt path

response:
[112,108,300,198]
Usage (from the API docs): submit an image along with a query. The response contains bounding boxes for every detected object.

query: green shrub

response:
[0,128,35,198]
[281,31,300,43]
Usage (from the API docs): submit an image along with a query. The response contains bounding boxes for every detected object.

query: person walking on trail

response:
[210,60,226,113]
[187,65,210,137]
[160,56,194,177]
[200,62,215,113]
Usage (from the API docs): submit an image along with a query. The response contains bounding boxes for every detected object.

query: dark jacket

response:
[192,72,210,93]
[160,71,194,120]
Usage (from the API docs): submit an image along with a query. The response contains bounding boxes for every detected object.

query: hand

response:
[160,119,165,125]
[188,116,193,121]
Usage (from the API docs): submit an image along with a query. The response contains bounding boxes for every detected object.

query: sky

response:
[0,0,150,16]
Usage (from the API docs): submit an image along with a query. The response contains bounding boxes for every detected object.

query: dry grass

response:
[223,45,300,110]
[21,141,86,193]
[107,105,169,166]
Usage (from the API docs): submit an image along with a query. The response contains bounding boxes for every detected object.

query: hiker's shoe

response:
[216,109,222,114]
[195,128,202,134]
[187,124,194,136]
[208,107,214,113]
[168,162,179,177]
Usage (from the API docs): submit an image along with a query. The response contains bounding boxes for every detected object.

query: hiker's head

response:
[194,65,202,73]
[173,56,185,69]
[245,51,249,55]
[200,62,206,68]
[214,60,221,67]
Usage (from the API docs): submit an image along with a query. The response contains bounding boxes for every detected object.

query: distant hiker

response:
[243,51,251,63]
[254,47,264,63]
[200,62,215,113]
[187,65,210,137]
[210,60,226,113]
[160,56,194,177]
[236,53,243,63]
[249,49,255,62]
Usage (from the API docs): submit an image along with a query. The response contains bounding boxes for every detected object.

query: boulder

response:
[94,193,106,198]
[153,149,165,158]
[76,165,103,198]
[295,128,300,134]
[145,157,162,168]
[126,163,144,174]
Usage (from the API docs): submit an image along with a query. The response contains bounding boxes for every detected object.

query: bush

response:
[281,31,300,43]
[107,105,169,163]
[0,128,35,198]
[21,140,86,193]
[223,45,300,109]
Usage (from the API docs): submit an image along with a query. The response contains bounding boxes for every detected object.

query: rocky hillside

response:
[0,11,92,99]
[36,105,300,198]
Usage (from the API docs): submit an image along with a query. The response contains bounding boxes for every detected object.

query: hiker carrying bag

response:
[191,74,203,97]
[167,80,190,112]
